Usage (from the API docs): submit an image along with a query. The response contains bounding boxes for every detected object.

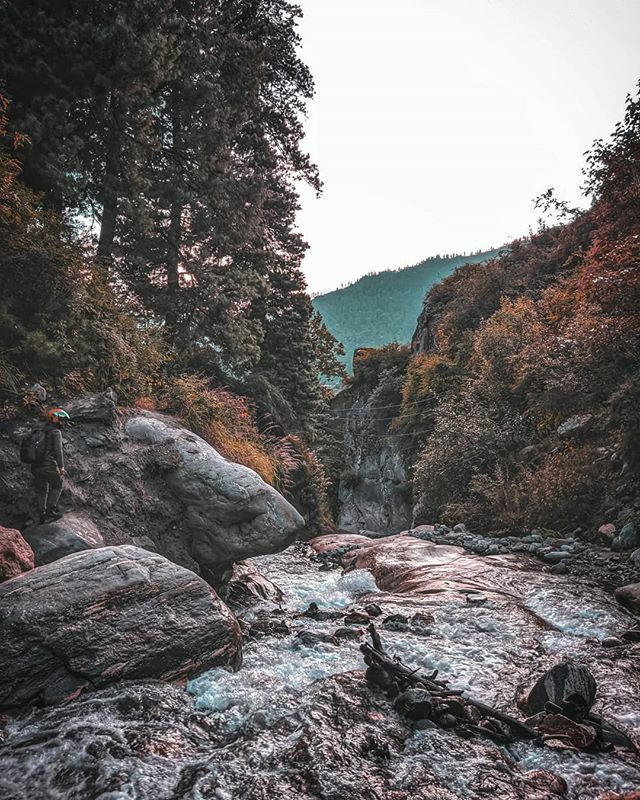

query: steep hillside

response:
[331,85,640,544]
[313,249,501,369]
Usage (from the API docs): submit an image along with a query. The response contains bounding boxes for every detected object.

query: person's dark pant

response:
[32,465,63,515]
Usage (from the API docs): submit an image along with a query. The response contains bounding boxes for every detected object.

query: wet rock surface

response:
[0,674,580,800]
[402,523,640,593]
[0,545,242,708]
[1,542,639,799]
[0,395,305,580]
[224,559,284,608]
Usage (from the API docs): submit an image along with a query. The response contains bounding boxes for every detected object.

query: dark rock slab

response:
[22,512,104,566]
[65,391,118,424]
[0,545,242,709]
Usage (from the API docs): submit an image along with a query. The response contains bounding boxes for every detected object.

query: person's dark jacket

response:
[32,423,64,472]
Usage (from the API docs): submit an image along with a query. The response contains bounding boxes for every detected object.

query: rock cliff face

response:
[332,386,412,535]
[0,393,305,583]
[411,293,440,354]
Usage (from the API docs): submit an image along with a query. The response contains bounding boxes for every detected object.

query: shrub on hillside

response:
[412,387,528,525]
[158,376,280,485]
[350,344,410,390]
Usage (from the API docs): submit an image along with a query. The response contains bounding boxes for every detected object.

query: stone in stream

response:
[295,630,338,648]
[364,602,382,617]
[525,662,597,720]
[466,592,488,605]
[598,523,617,546]
[21,511,104,566]
[394,687,433,720]
[614,582,640,613]
[302,601,343,622]
[601,636,626,648]
[616,522,638,551]
[0,526,33,582]
[333,626,364,642]
[382,613,410,631]
[224,560,284,607]
[543,550,572,564]
[0,545,242,709]
[343,610,370,625]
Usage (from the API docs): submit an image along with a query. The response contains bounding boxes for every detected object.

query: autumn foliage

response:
[408,84,640,534]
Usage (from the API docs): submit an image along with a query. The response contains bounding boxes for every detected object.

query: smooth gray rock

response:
[0,545,242,709]
[543,551,572,563]
[556,414,592,437]
[22,512,104,566]
[0,401,305,582]
[125,414,304,577]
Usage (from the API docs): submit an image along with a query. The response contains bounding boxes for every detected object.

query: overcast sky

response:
[295,0,640,295]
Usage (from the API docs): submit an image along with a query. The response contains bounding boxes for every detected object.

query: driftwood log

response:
[360,624,637,753]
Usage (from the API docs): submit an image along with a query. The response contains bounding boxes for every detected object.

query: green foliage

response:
[312,250,501,372]
[350,343,411,390]
[277,434,333,533]
[0,100,165,403]
[0,0,335,443]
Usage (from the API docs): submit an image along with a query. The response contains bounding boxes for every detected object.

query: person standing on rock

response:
[30,407,71,524]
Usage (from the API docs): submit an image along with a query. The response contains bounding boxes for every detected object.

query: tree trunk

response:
[97,95,121,262]
[165,92,182,334]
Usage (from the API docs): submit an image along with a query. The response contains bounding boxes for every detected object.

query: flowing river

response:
[1,539,639,799]
[189,542,640,799]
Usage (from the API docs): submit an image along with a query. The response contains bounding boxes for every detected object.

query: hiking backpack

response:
[20,429,47,465]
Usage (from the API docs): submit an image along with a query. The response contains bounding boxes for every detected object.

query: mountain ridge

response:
[312,248,503,369]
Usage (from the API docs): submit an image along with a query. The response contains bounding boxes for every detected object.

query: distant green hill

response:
[313,249,502,371]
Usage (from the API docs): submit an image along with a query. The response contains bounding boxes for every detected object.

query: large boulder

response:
[22,512,104,566]
[125,414,304,580]
[0,526,33,582]
[0,545,242,709]
[0,397,305,581]
[525,662,597,719]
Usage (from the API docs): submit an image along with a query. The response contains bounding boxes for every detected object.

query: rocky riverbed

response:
[1,537,639,800]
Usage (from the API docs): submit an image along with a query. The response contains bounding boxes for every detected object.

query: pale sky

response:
[295,0,640,295]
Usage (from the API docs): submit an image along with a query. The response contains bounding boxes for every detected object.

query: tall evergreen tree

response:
[1,0,343,437]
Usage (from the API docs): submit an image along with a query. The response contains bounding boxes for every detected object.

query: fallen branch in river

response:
[360,624,636,753]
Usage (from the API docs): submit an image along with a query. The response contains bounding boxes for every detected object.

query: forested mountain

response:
[312,250,501,370]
